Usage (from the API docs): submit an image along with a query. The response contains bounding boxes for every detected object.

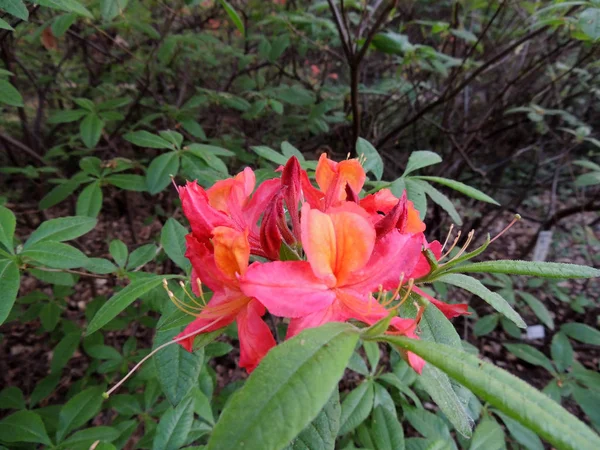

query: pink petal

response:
[185,234,228,292]
[240,261,336,318]
[179,181,232,240]
[286,301,349,338]
[236,299,277,373]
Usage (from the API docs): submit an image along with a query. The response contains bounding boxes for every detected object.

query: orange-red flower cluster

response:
[175,154,468,373]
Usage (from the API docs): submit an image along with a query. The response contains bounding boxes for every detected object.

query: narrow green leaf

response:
[25,216,97,249]
[0,79,24,107]
[76,181,103,217]
[518,291,554,329]
[561,323,600,345]
[146,152,180,195]
[106,174,147,191]
[153,327,205,406]
[0,260,19,325]
[100,0,128,22]
[551,332,573,373]
[405,178,427,220]
[0,0,29,21]
[448,260,600,279]
[473,314,500,337]
[218,0,244,36]
[339,381,375,435]
[280,141,304,161]
[40,180,81,210]
[470,418,506,450]
[0,205,16,252]
[57,386,105,442]
[0,386,25,410]
[494,411,543,450]
[251,145,288,165]
[126,243,156,270]
[62,426,120,447]
[414,176,499,205]
[438,274,525,328]
[79,114,104,149]
[84,257,117,274]
[207,323,360,450]
[124,130,174,149]
[282,389,340,450]
[0,17,13,30]
[161,218,192,272]
[356,138,384,181]
[0,410,52,446]
[36,0,94,19]
[87,276,177,335]
[380,337,600,450]
[109,239,128,267]
[48,109,88,124]
[50,331,80,373]
[369,406,405,450]
[504,344,555,374]
[415,179,462,225]
[23,241,89,269]
[152,396,194,450]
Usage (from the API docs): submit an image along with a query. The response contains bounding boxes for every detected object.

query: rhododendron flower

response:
[176,226,275,373]
[178,167,280,257]
[241,203,426,371]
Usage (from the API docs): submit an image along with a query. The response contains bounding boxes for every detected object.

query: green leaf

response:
[126,244,156,270]
[0,79,23,107]
[124,130,174,149]
[161,218,192,272]
[0,386,25,410]
[504,344,555,374]
[146,152,180,195]
[405,178,427,220]
[40,302,61,331]
[449,260,600,279]
[87,276,176,335]
[573,387,600,427]
[0,252,15,286]
[40,180,81,209]
[186,144,229,174]
[251,145,289,165]
[105,174,147,191]
[518,292,554,329]
[84,257,117,274]
[218,0,244,36]
[79,156,102,177]
[0,0,29,20]
[494,411,543,450]
[282,390,340,450]
[381,336,600,450]
[35,0,93,19]
[367,406,405,450]
[80,114,105,149]
[50,331,80,373]
[437,274,525,328]
[109,239,128,267]
[0,410,52,446]
[0,17,13,30]
[473,314,500,337]
[57,386,104,442]
[0,205,16,252]
[561,323,600,345]
[101,0,128,21]
[356,138,383,181]
[414,176,499,205]
[281,141,304,161]
[48,109,88,124]
[339,381,375,435]
[51,13,76,37]
[62,426,120,447]
[551,332,573,373]
[207,323,360,450]
[404,407,450,439]
[579,8,600,40]
[152,396,195,450]
[76,181,103,217]
[25,216,97,249]
[416,179,462,225]
[403,151,442,175]
[153,326,205,406]
[23,241,89,269]
[469,419,506,450]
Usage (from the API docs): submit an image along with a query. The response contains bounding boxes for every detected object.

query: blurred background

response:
[0,1,599,449]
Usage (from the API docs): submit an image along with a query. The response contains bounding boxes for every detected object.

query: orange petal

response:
[301,204,337,286]
[315,153,337,193]
[207,167,255,213]
[337,159,366,194]
[212,226,250,280]
[330,210,375,285]
[406,200,426,233]
[315,154,366,204]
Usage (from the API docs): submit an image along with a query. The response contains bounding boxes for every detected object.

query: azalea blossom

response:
[176,226,275,373]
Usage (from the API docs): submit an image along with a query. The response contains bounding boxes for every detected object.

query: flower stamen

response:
[490,214,521,244]
[440,230,462,260]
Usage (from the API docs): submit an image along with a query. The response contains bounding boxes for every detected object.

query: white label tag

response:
[532,230,553,262]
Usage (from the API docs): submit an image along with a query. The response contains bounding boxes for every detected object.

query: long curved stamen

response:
[490,214,521,244]
[103,318,221,398]
[164,280,203,316]
[179,281,205,308]
[440,230,461,260]
[387,279,415,311]
[445,230,475,264]
[441,224,455,251]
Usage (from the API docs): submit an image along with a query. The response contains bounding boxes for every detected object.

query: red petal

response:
[237,299,277,373]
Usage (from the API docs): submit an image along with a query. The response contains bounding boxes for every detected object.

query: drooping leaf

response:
[438,274,525,328]
[504,344,556,374]
[415,179,462,225]
[0,0,29,21]
[494,411,543,450]
[50,331,81,373]
[218,0,245,36]
[561,323,600,345]
[40,180,81,209]
[0,205,16,252]
[57,386,105,442]
[161,218,192,272]
[76,181,103,217]
[152,396,195,450]
[551,332,574,373]
[338,381,375,435]
[518,291,554,329]
[0,410,52,446]
[366,406,405,450]
[79,114,104,149]
[380,336,600,450]
[0,79,24,107]
[207,323,360,450]
[414,176,499,205]
[0,260,19,325]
